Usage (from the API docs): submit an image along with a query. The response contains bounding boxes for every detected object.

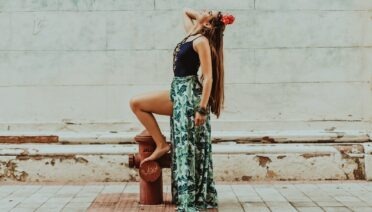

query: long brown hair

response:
[196,12,226,118]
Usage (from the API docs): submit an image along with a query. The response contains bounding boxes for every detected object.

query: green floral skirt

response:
[169,75,218,212]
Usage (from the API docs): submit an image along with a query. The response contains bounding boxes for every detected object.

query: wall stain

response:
[277,155,286,159]
[0,160,29,182]
[241,175,252,181]
[255,156,271,167]
[262,136,276,143]
[266,169,277,179]
[352,158,365,180]
[301,153,331,159]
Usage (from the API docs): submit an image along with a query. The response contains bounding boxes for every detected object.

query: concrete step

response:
[0,142,371,183]
[0,130,371,144]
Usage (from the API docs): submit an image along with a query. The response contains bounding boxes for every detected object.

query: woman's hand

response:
[183,8,201,20]
[183,8,202,34]
[195,112,207,126]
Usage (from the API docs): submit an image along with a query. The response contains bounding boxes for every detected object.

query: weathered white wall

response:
[0,0,371,132]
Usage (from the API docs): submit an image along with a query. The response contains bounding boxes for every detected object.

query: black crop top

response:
[172,34,203,77]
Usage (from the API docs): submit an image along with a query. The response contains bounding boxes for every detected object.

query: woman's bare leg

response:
[129,90,173,166]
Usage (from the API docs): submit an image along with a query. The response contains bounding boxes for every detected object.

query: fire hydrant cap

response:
[139,160,161,182]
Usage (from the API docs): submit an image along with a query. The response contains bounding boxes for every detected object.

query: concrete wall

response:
[0,0,371,132]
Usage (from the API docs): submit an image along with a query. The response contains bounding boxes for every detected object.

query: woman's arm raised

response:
[183,8,200,34]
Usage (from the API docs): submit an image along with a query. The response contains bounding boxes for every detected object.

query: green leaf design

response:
[169,76,218,211]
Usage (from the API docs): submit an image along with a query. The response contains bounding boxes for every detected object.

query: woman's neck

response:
[188,23,204,36]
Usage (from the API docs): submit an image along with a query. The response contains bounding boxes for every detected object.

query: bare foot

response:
[140,144,171,167]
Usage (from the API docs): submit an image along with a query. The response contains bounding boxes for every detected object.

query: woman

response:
[129,8,234,211]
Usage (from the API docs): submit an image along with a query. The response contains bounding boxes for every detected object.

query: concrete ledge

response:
[0,130,370,144]
[1,120,371,135]
[0,135,58,143]
[0,142,370,183]
[363,143,372,181]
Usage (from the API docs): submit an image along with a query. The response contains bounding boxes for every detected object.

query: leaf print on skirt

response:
[169,75,218,212]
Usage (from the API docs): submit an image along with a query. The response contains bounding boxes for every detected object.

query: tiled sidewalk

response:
[0,180,372,212]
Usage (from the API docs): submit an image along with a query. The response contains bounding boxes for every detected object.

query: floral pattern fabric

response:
[169,75,218,212]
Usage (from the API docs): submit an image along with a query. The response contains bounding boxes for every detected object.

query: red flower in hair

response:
[221,13,235,25]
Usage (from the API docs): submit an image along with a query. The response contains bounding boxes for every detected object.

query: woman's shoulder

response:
[192,34,210,53]
[193,34,209,45]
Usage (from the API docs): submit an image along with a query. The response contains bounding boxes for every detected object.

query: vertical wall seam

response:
[105,13,108,50]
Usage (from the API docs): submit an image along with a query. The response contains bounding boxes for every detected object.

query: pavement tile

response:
[64,202,92,208]
[242,205,270,212]
[265,201,293,207]
[10,207,39,212]
[74,192,100,198]
[70,196,97,203]
[0,180,371,212]
[322,206,352,212]
[100,184,127,194]
[278,190,312,202]
[268,206,297,212]
[341,201,369,207]
[43,197,72,204]
[61,208,88,212]
[315,201,344,207]
[21,196,50,204]
[235,194,263,202]
[296,207,324,212]
[333,195,362,202]
[218,206,244,212]
[36,207,65,212]
[14,202,45,208]
[348,206,372,212]
[307,194,336,202]
[243,201,267,207]
[290,201,318,207]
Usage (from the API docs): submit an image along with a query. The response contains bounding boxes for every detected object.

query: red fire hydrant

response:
[128,129,171,205]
